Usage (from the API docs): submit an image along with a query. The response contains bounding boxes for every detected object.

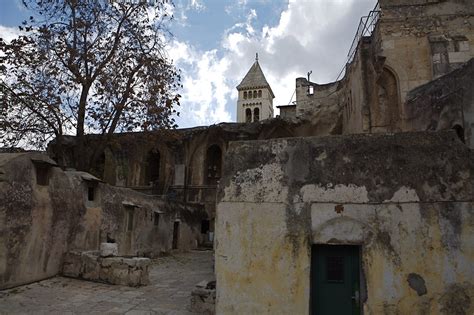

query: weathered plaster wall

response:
[0,152,205,289]
[216,131,474,314]
[0,153,78,290]
[65,171,206,257]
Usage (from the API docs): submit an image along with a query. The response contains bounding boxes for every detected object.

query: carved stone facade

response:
[291,0,474,145]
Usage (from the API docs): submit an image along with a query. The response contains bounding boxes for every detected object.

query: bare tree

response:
[0,0,181,171]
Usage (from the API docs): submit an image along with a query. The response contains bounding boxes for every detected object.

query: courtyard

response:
[0,250,213,315]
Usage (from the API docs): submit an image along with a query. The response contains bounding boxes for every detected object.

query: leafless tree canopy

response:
[0,0,181,157]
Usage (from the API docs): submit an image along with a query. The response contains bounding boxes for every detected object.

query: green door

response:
[311,245,361,315]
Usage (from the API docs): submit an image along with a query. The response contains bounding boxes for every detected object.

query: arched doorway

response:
[145,149,160,186]
[206,145,222,185]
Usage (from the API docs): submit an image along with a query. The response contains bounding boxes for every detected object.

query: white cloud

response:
[170,0,377,127]
[0,25,23,43]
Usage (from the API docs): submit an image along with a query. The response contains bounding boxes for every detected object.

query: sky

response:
[0,0,377,128]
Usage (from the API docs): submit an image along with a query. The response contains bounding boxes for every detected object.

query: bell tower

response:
[236,54,274,123]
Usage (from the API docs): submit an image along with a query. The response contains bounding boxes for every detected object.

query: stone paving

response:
[0,250,214,314]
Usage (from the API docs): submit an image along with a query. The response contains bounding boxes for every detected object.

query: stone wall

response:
[404,58,474,148]
[215,131,474,314]
[0,153,78,290]
[0,152,205,289]
[293,0,474,136]
[62,250,151,287]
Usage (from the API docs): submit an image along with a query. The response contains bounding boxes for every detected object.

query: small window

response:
[308,85,314,95]
[244,91,247,99]
[35,164,50,186]
[326,256,344,282]
[253,90,257,98]
[258,90,262,98]
[201,219,210,234]
[127,209,134,231]
[87,186,95,201]
[248,91,252,99]
[452,124,465,143]
[154,212,160,226]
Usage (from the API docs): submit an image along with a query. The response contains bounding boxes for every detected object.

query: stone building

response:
[214,0,474,314]
[1,0,473,313]
[283,0,474,147]
[236,54,275,123]
[215,131,473,314]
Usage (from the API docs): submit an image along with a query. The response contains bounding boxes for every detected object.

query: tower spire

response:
[256,53,258,62]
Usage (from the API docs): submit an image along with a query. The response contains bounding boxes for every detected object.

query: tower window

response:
[244,91,247,99]
[245,108,252,123]
[258,90,262,98]
[248,91,252,99]
[253,108,260,122]
[253,90,257,98]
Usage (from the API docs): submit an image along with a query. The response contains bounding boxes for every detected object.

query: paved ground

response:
[0,250,214,314]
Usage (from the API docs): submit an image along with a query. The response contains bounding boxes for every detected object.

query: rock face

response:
[62,251,150,287]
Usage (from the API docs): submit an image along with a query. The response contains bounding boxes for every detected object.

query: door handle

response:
[352,290,360,306]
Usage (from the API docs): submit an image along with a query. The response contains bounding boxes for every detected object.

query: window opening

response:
[88,186,95,201]
[253,108,260,122]
[127,209,134,231]
[35,164,50,186]
[201,219,210,234]
[253,90,257,98]
[258,90,262,98]
[206,145,222,185]
[145,149,160,186]
[326,256,344,282]
[245,108,252,123]
[244,91,247,99]
[154,212,160,226]
[453,124,465,143]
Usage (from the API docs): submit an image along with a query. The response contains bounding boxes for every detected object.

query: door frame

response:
[309,244,364,315]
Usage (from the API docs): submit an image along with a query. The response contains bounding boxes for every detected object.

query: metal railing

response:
[335,2,381,81]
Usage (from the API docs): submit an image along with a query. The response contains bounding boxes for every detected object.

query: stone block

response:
[100,242,118,257]
[122,258,137,267]
[191,285,216,315]
[111,267,130,286]
[135,257,151,268]
[81,252,100,280]
[100,257,123,267]
[62,252,82,277]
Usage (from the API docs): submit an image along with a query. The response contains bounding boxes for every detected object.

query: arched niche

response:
[145,149,160,186]
[206,144,222,185]
[376,66,401,131]
[312,217,375,245]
